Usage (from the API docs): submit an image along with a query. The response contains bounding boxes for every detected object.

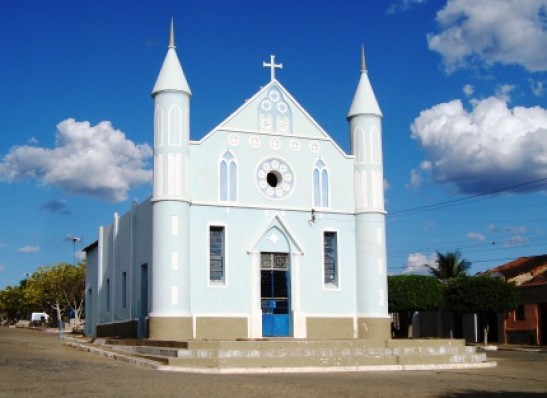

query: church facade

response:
[84,23,390,341]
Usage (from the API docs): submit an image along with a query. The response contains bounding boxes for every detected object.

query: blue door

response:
[261,253,290,337]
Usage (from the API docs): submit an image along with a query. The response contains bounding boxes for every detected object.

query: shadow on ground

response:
[443,393,545,397]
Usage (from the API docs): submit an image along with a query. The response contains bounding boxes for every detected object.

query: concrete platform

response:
[64,337,496,374]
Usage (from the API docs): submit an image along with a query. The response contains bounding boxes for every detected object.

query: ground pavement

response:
[0,327,546,398]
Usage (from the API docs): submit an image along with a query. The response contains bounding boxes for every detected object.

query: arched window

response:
[154,105,164,147]
[168,104,182,146]
[220,150,237,202]
[258,86,292,134]
[313,159,329,208]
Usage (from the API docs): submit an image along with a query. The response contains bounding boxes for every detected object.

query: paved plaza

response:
[1,327,546,397]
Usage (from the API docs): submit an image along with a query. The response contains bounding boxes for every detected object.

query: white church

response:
[84,23,390,341]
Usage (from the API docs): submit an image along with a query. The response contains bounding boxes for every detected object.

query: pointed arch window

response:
[220,150,237,202]
[258,86,292,134]
[313,159,329,208]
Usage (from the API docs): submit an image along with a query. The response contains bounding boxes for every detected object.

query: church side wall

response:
[84,244,98,337]
[98,223,113,325]
[92,201,153,338]
[133,201,153,337]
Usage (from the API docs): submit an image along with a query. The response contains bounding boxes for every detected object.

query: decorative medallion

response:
[249,135,262,149]
[289,139,301,152]
[228,134,240,147]
[256,157,295,199]
[309,140,321,154]
[269,137,281,151]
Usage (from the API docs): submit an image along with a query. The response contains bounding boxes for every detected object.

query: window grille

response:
[324,232,338,285]
[209,226,225,283]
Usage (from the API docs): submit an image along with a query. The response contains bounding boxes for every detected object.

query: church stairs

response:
[100,338,492,372]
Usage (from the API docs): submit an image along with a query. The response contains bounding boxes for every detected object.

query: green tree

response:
[0,284,33,322]
[25,262,86,326]
[62,262,86,325]
[445,276,519,345]
[426,250,471,280]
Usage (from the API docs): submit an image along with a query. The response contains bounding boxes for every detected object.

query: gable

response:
[198,80,342,147]
[189,79,356,211]
[249,215,304,255]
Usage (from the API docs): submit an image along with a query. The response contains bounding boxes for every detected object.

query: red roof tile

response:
[490,255,547,279]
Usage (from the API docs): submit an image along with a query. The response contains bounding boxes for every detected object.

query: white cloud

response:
[18,246,40,253]
[403,252,437,274]
[494,84,515,102]
[467,232,485,241]
[488,224,527,234]
[427,0,547,73]
[463,84,474,97]
[503,235,529,247]
[406,169,422,189]
[411,96,547,194]
[530,79,545,96]
[76,251,86,262]
[0,119,152,201]
[420,161,432,171]
[0,263,4,273]
[387,0,428,14]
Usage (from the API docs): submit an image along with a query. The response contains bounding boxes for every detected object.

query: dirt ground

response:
[1,327,546,398]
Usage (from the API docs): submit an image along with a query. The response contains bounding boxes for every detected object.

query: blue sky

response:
[1,0,546,289]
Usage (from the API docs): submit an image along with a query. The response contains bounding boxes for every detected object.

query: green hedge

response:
[388,275,444,313]
[444,276,519,315]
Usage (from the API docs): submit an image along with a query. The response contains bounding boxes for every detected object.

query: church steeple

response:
[152,20,191,96]
[149,20,193,340]
[349,46,389,339]
[347,46,381,119]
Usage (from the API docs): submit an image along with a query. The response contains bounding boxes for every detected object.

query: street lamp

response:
[65,235,81,266]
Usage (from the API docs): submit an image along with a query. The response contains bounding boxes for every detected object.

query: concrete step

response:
[114,341,473,359]
[165,352,486,369]
[111,345,182,358]
[102,339,490,372]
[167,353,400,368]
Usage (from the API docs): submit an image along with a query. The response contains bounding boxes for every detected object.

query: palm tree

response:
[425,250,471,280]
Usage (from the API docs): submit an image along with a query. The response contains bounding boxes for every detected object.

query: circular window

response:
[277,102,288,113]
[269,90,281,102]
[256,158,294,199]
[266,170,281,187]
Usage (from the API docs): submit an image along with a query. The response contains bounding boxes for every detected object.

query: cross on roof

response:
[263,55,283,82]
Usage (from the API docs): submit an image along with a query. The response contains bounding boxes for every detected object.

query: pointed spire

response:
[347,46,382,118]
[152,20,191,96]
[360,45,366,72]
[169,18,175,49]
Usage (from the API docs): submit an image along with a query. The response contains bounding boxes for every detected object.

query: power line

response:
[388,177,547,216]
